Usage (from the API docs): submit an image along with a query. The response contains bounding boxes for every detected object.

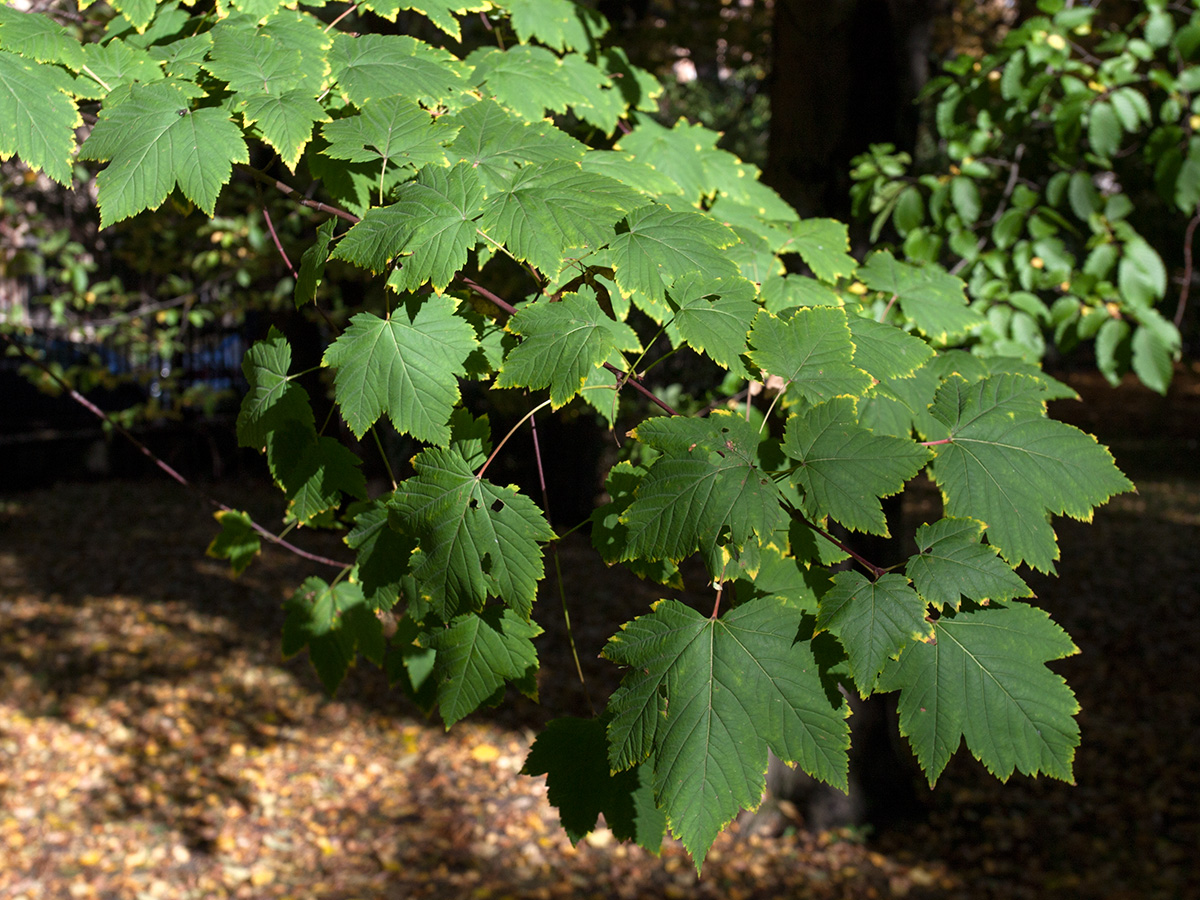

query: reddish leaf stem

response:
[1,333,349,571]
[241,165,361,225]
[802,514,888,581]
[920,438,953,446]
[262,205,296,277]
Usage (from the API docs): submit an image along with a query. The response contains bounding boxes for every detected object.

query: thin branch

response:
[262,205,296,277]
[801,514,888,581]
[324,2,358,32]
[240,165,361,225]
[460,276,516,315]
[0,333,349,571]
[1176,206,1200,329]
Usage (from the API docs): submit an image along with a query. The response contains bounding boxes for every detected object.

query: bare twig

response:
[240,166,361,225]
[1176,206,1200,329]
[0,332,349,571]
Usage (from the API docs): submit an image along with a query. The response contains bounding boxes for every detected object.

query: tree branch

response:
[0,332,350,571]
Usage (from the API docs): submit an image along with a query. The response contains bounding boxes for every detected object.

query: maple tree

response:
[0,0,1134,870]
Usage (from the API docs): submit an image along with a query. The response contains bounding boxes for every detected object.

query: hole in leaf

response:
[469,498,479,509]
[491,498,505,513]
[481,552,493,574]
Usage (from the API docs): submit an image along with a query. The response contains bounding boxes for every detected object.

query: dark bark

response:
[762,0,939,832]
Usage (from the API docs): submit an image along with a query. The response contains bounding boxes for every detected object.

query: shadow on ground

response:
[0,368,1196,899]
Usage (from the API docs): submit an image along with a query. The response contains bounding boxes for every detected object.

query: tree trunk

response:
[761,0,939,832]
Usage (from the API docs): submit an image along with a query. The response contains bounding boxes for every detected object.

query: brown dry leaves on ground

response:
[0,370,1197,900]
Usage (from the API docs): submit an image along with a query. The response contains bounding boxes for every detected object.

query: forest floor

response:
[0,368,1197,900]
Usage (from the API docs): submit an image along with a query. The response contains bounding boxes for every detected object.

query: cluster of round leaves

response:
[850,0,1191,394]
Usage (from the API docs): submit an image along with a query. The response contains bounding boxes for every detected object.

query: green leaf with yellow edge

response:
[389,446,555,620]
[619,411,788,563]
[846,315,935,381]
[79,80,248,227]
[906,517,1032,610]
[667,273,758,377]
[204,14,315,95]
[816,571,930,697]
[283,577,384,694]
[466,44,578,122]
[782,397,931,535]
[497,286,640,407]
[789,218,857,282]
[0,6,85,68]
[238,89,329,171]
[747,307,873,404]
[358,0,492,41]
[858,250,981,344]
[321,96,453,174]
[206,510,261,576]
[334,162,485,292]
[927,373,1133,572]
[0,49,81,186]
[604,596,850,869]
[879,603,1080,786]
[446,98,587,191]
[505,0,609,52]
[322,300,478,444]
[423,607,541,727]
[608,204,740,305]
[329,32,465,107]
[478,160,641,275]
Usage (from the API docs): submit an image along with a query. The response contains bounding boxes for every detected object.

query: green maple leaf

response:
[283,577,384,694]
[204,14,314,95]
[272,429,367,525]
[846,315,935,382]
[581,150,683,199]
[906,517,1032,610]
[466,44,577,122]
[667,273,758,376]
[446,98,586,191]
[782,397,931,535]
[747,308,873,404]
[389,447,555,619]
[858,250,981,344]
[72,39,165,100]
[557,52,625,133]
[789,218,857,282]
[322,300,478,444]
[346,501,415,611]
[0,49,81,186]
[879,604,1080,785]
[615,117,727,203]
[333,162,485,292]
[522,717,665,852]
[236,327,315,449]
[238,89,328,171]
[497,286,640,407]
[206,510,261,576]
[604,596,850,868]
[79,81,249,227]
[620,412,787,563]
[816,571,931,697]
[357,0,491,41]
[478,160,642,275]
[295,219,336,308]
[321,96,453,176]
[505,0,609,52]
[422,607,541,727]
[0,6,85,68]
[927,373,1132,571]
[609,204,740,305]
[329,33,465,107]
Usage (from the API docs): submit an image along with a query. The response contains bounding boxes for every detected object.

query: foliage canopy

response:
[0,0,1135,869]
